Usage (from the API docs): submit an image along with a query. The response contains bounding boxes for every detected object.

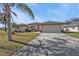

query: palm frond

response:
[10,11,17,17]
[16,3,34,19]
[10,14,15,23]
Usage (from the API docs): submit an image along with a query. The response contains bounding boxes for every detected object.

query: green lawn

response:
[64,32,79,38]
[0,31,39,56]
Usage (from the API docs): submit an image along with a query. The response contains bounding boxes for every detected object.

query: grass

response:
[64,32,79,38]
[0,31,39,56]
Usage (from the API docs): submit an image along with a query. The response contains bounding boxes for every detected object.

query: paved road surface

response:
[14,33,79,56]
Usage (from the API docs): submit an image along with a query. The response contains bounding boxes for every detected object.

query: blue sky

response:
[1,3,79,27]
[14,3,79,24]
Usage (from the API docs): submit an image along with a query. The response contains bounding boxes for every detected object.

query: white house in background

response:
[63,21,79,32]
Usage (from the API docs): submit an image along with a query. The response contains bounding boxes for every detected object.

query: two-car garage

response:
[40,24,62,33]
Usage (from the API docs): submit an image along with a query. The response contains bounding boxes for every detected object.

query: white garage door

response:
[42,26,61,33]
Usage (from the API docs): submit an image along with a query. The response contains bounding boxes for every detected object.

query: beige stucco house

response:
[28,21,64,33]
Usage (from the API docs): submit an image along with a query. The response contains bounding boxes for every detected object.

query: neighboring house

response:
[63,21,79,32]
[12,24,29,32]
[28,21,64,33]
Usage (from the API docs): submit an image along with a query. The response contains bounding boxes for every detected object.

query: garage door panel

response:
[42,26,61,33]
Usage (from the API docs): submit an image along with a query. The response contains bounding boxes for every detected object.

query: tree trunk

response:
[6,14,12,41]
[4,3,12,41]
[4,23,7,32]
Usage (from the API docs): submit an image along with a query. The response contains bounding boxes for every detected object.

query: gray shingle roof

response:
[28,21,65,25]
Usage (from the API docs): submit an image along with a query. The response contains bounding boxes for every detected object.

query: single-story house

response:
[28,21,64,33]
[12,24,29,32]
[63,19,79,32]
[63,24,79,32]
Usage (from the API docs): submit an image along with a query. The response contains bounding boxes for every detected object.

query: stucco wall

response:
[40,24,63,32]
[28,24,63,32]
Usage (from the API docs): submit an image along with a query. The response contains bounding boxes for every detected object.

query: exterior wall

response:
[40,24,63,32]
[38,25,42,31]
[12,26,29,31]
[64,26,79,32]
[28,25,38,30]
[19,26,29,31]
[28,24,63,32]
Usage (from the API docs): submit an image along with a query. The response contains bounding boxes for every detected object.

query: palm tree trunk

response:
[4,23,7,32]
[4,3,12,41]
[6,14,12,41]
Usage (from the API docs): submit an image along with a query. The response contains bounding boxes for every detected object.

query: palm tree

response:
[0,3,34,41]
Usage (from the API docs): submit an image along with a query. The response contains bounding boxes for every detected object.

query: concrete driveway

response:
[14,33,79,56]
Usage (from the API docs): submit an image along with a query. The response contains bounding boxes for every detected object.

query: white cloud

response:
[47,8,66,18]
[34,16,45,22]
[47,4,69,18]
[62,3,69,8]
[52,18,58,20]
[54,10,65,16]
